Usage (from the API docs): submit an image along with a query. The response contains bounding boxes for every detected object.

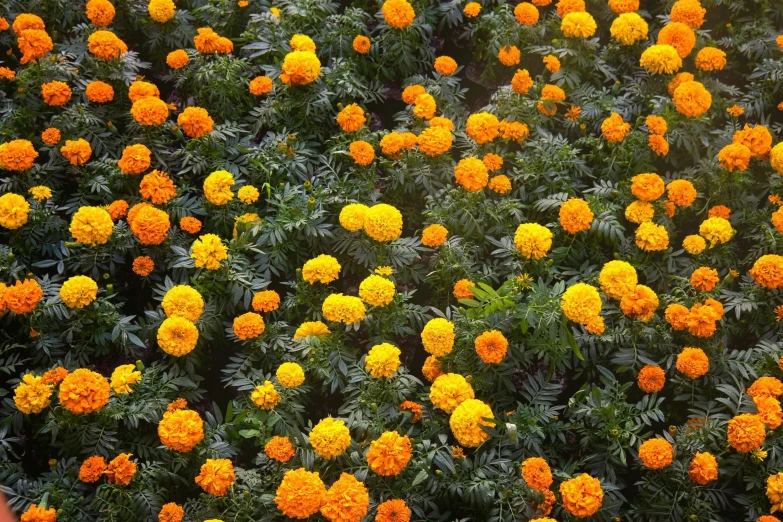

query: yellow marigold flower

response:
[191,233,227,270]
[60,138,92,166]
[412,92,436,120]
[0,193,30,229]
[348,140,375,166]
[559,198,593,234]
[417,126,452,157]
[511,68,533,94]
[364,203,403,242]
[514,223,552,259]
[639,438,674,469]
[17,29,54,64]
[466,112,499,144]
[320,472,369,522]
[322,293,366,324]
[734,123,772,157]
[280,50,321,85]
[41,128,61,145]
[251,380,280,409]
[691,266,718,292]
[609,12,648,45]
[157,317,198,356]
[130,206,170,246]
[177,106,213,138]
[359,274,395,307]
[429,116,454,130]
[454,157,488,192]
[4,279,43,314]
[676,347,709,379]
[131,96,169,126]
[275,468,326,517]
[430,373,474,413]
[233,312,265,340]
[336,103,366,133]
[86,0,115,27]
[421,223,448,247]
[601,112,630,143]
[637,365,665,393]
[110,364,141,394]
[515,3,539,25]
[422,354,444,382]
[277,361,305,387]
[195,458,235,496]
[658,22,695,58]
[85,80,114,103]
[41,80,72,106]
[682,234,706,255]
[337,204,367,232]
[382,0,415,28]
[673,80,712,117]
[265,435,295,462]
[310,417,351,459]
[148,0,175,22]
[166,49,189,69]
[620,284,659,321]
[773,143,783,175]
[88,30,128,60]
[421,317,455,356]
[0,139,38,171]
[60,275,98,309]
[79,455,106,483]
[695,47,726,71]
[599,260,638,300]
[608,0,638,13]
[70,206,114,245]
[303,254,341,284]
[521,457,552,490]
[727,413,766,453]
[561,11,597,38]
[768,473,783,513]
[251,290,279,313]
[498,45,521,66]
[463,2,481,17]
[352,34,370,53]
[203,170,234,205]
[367,431,412,476]
[235,185,259,205]
[687,451,718,485]
[365,343,401,378]
[290,33,315,52]
[560,473,603,517]
[474,330,508,363]
[13,374,53,414]
[434,55,458,75]
[561,283,602,324]
[59,368,110,414]
[639,44,682,74]
[635,221,668,251]
[698,216,733,247]
[450,399,494,447]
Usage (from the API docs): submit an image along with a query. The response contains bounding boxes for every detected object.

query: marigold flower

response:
[280,50,321,85]
[453,279,475,300]
[233,312,265,340]
[320,472,369,522]
[434,55,457,75]
[560,473,603,517]
[70,206,114,246]
[658,22,696,58]
[85,0,115,26]
[450,398,493,447]
[463,2,481,17]
[131,96,169,126]
[376,500,411,522]
[454,157,488,192]
[688,451,718,485]
[17,29,53,64]
[277,362,305,387]
[630,173,664,201]
[129,80,160,102]
[60,138,91,166]
[322,293,366,324]
[79,455,107,483]
[511,69,533,94]
[157,316,199,356]
[562,283,602,324]
[673,81,712,118]
[310,417,351,459]
[648,135,669,156]
[748,376,783,398]
[4,279,43,314]
[698,216,733,247]
[558,198,593,234]
[117,144,151,174]
[514,223,552,259]
[359,274,395,307]
[131,255,154,276]
[667,179,697,208]
[366,431,412,476]
[637,365,665,393]
[498,45,521,66]
[561,11,597,38]
[41,128,61,145]
[195,458,235,496]
[59,275,98,309]
[670,0,706,28]
[718,143,751,172]
[401,85,425,104]
[41,367,68,386]
[251,380,280,409]
[600,112,630,143]
[27,186,51,203]
[599,260,638,300]
[193,27,221,53]
[302,254,341,284]
[88,30,127,60]
[130,206,170,245]
[676,347,709,379]
[108,364,140,395]
[364,203,403,242]
[412,92,436,120]
[399,401,422,423]
[772,143,783,174]
[248,290,278,314]
[521,457,552,490]
[635,222,669,252]
[639,44,682,74]
[166,49,189,69]
[638,438,674,469]
[420,223,448,247]
[608,0,638,13]
[292,321,328,342]
[422,355,444,383]
[21,505,56,522]
[0,139,38,171]
[275,468,326,518]
[727,413,766,453]
[41,81,71,107]
[13,374,53,414]
[158,503,184,522]
[515,3,539,25]
[382,0,415,28]
[59,368,110,414]
[0,193,30,230]
[177,107,213,138]
[620,284,658,321]
[430,373,474,413]
[85,80,114,103]
[734,124,773,157]
[695,47,726,71]
[160,285,203,323]
[690,267,718,292]
[148,0,175,22]
[351,35,371,54]
[138,170,176,204]
[417,126,452,157]
[158,409,204,452]
[336,103,366,133]
[421,317,455,356]
[262,436,294,462]
[755,396,783,430]
[191,233,228,269]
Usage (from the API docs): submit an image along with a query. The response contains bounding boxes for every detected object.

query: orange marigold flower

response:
[158,503,184,522]
[648,134,669,156]
[118,143,151,174]
[107,199,129,220]
[631,173,665,202]
[87,30,128,60]
[750,255,783,289]
[673,81,712,118]
[667,179,696,207]
[498,45,521,66]
[336,103,366,133]
[734,124,772,157]
[275,468,326,518]
[658,22,696,58]
[434,55,458,75]
[637,365,665,393]
[158,409,205,452]
[688,451,718,485]
[676,347,709,379]
[166,49,189,69]
[106,453,137,486]
[252,290,280,313]
[41,367,68,385]
[41,128,61,145]
[620,284,659,321]
[265,435,296,462]
[748,376,783,398]
[695,47,726,71]
[690,266,719,292]
[129,80,160,103]
[0,139,38,171]
[140,170,177,204]
[560,473,603,517]
[60,138,92,166]
[511,69,533,94]
[131,97,169,126]
[249,75,273,95]
[601,112,630,143]
[515,3,540,25]
[638,438,674,469]
[132,255,154,276]
[727,413,766,453]
[86,0,116,27]
[474,330,508,363]
[41,81,72,106]
[755,396,783,430]
[559,198,593,234]
[195,458,235,496]
[17,29,53,64]
[20,505,56,522]
[399,400,422,423]
[382,0,416,28]
[366,431,412,476]
[521,457,553,490]
[454,157,488,192]
[376,500,411,522]
[177,106,213,138]
[489,175,512,194]
[352,35,370,54]
[13,14,45,34]
[421,224,448,247]
[85,80,114,103]
[194,27,221,53]
[179,216,202,234]
[670,0,706,29]
[79,455,107,483]
[320,472,369,522]
[4,279,43,314]
[646,115,667,136]
[422,355,444,382]
[130,206,170,245]
[232,312,265,340]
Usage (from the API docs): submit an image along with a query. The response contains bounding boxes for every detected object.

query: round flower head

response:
[466,112,499,144]
[430,373,474,413]
[41,81,72,106]
[640,45,682,75]
[178,107,213,138]
[364,203,403,242]
[13,374,53,414]
[676,347,709,379]
[294,321,330,340]
[698,217,733,247]
[559,198,593,234]
[0,193,30,230]
[353,35,370,53]
[148,0,175,22]
[748,377,783,398]
[110,364,141,394]
[418,126,453,157]
[131,96,169,126]
[265,435,295,462]
[339,204,368,232]
[4,279,43,314]
[365,343,401,378]
[86,0,115,27]
[671,0,706,28]
[167,49,189,69]
[275,468,326,518]
[635,222,669,252]
[511,69,534,94]
[290,33,316,52]
[336,103,366,133]
[158,317,199,356]
[673,81,712,118]
[0,139,38,171]
[310,417,351,459]
[251,380,280,409]
[70,206,114,246]
[514,223,553,259]
[349,141,375,165]
[561,283,602,324]
[450,399,494,447]
[454,157,488,192]
[421,223,448,247]
[60,138,92,166]
[727,413,766,453]
[515,3,539,25]
[382,0,415,28]
[320,472,369,522]
[376,500,411,522]
[17,29,54,64]
[280,50,321,85]
[648,135,669,156]
[638,438,674,469]
[60,275,98,309]
[367,431,412,476]
[474,330,508,363]
[359,274,395,307]
[191,234,228,270]
[303,254,341,284]
[608,0,638,13]
[87,30,128,60]
[322,293,366,324]
[599,260,638,300]
[601,112,630,143]
[734,124,773,157]
[85,81,114,103]
[637,365,665,393]
[421,317,455,356]
[561,12,597,38]
[203,170,234,205]
[620,284,659,321]
[195,458,235,496]
[750,255,783,289]
[695,47,726,71]
[434,56,457,75]
[658,22,696,58]
[106,453,136,485]
[413,93,436,120]
[79,455,107,483]
[688,451,718,485]
[521,457,553,490]
[158,409,204,452]
[59,368,110,414]
[251,290,280,313]
[130,206,170,246]
[277,362,305,387]
[233,312,265,340]
[498,45,521,66]
[41,128,61,145]
[560,473,603,517]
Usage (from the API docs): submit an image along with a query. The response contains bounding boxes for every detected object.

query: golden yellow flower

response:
[0,193,30,230]
[698,216,733,247]
[294,321,330,340]
[359,274,395,307]
[191,234,228,270]
[310,417,351,459]
[430,373,474,413]
[450,399,494,447]
[639,44,682,74]
[280,50,321,85]
[561,283,602,324]
[60,275,98,309]
[599,260,638,300]
[364,203,403,242]
[290,34,316,52]
[195,458,235,496]
[417,126,453,156]
[110,364,141,394]
[157,317,198,356]
[148,0,175,23]
[13,374,53,414]
[466,112,499,144]
[635,221,669,252]
[303,254,341,284]
[620,284,659,321]
[514,223,552,259]
[421,317,455,356]
[673,80,712,118]
[561,11,597,38]
[336,103,366,133]
[251,380,280,409]
[277,362,305,387]
[70,206,114,245]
